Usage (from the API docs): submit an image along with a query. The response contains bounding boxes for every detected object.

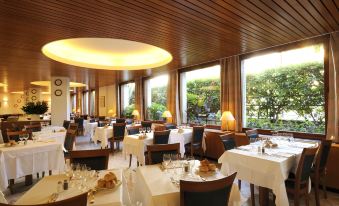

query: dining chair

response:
[109,123,126,152]
[24,124,42,132]
[64,130,77,159]
[6,130,31,142]
[245,129,259,141]
[0,192,88,206]
[74,118,84,136]
[125,118,133,125]
[116,118,126,123]
[180,172,237,206]
[187,126,204,159]
[62,120,71,129]
[98,121,107,127]
[285,146,319,206]
[165,123,177,130]
[153,130,171,144]
[153,123,166,131]
[127,126,140,135]
[141,121,152,129]
[98,116,106,121]
[311,140,332,206]
[70,149,110,170]
[68,123,78,135]
[146,143,180,165]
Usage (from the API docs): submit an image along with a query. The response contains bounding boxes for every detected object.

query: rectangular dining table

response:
[218,139,318,206]
[123,128,194,165]
[15,169,123,206]
[134,162,242,206]
[0,141,65,191]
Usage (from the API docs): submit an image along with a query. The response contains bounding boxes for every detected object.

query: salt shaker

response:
[57,181,63,193]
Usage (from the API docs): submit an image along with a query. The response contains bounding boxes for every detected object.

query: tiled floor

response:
[3,135,339,205]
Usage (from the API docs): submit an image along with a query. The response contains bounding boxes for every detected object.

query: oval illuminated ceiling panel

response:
[42,38,173,70]
[31,81,86,87]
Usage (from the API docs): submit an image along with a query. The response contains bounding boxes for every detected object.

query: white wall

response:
[98,84,117,117]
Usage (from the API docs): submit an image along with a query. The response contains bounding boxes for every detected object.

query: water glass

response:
[163,154,171,170]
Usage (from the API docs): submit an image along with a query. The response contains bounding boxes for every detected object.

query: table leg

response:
[259,186,269,206]
[8,179,14,194]
[129,154,132,168]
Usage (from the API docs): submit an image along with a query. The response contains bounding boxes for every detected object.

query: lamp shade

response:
[220,111,235,121]
[162,110,172,118]
[132,110,140,116]
[108,109,114,114]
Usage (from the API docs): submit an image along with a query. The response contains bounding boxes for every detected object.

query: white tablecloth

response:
[85,122,98,138]
[218,140,317,206]
[15,169,123,206]
[134,163,242,206]
[40,126,65,133]
[0,141,65,191]
[123,129,193,165]
[93,126,113,148]
[33,131,66,145]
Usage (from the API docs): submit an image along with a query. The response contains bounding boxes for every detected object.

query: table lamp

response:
[162,110,172,123]
[108,109,115,117]
[132,110,140,123]
[220,111,235,131]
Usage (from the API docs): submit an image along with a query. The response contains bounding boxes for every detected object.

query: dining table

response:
[32,126,66,145]
[15,169,123,206]
[123,128,199,165]
[134,160,242,206]
[218,138,318,206]
[0,140,65,191]
[85,121,98,138]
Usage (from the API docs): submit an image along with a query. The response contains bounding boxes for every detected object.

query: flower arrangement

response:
[21,101,49,114]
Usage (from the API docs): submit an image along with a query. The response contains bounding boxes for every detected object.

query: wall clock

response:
[31,89,37,94]
[55,89,62,96]
[31,96,37,101]
[54,79,62,86]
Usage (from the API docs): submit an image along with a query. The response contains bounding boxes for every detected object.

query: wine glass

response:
[142,127,146,134]
[186,156,195,175]
[163,154,171,172]
[19,134,24,144]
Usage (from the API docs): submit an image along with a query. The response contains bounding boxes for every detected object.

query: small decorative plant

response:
[21,101,49,114]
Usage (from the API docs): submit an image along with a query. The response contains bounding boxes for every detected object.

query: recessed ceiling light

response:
[11,91,24,94]
[0,83,7,87]
[41,92,50,94]
[30,81,86,87]
[42,38,172,70]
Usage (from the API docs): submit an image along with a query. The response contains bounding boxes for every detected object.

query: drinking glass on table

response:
[163,154,171,172]
[186,156,195,175]
[139,128,143,135]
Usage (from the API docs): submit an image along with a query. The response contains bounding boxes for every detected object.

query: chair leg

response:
[8,179,14,194]
[305,193,310,206]
[294,194,300,206]
[314,176,320,206]
[37,172,40,179]
[238,179,241,190]
[129,154,132,168]
[49,170,52,176]
[322,179,328,199]
[250,183,255,206]
[25,175,33,186]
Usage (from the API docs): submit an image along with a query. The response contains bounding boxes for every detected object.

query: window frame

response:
[240,35,329,139]
[178,61,221,125]
[118,80,135,117]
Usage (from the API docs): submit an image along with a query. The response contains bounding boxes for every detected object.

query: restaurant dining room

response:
[0,1,338,206]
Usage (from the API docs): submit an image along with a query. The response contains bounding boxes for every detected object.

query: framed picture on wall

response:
[99,96,105,107]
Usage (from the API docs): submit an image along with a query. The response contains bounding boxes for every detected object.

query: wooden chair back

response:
[146,143,180,165]
[219,134,236,151]
[314,140,332,173]
[70,149,110,170]
[153,130,171,144]
[6,130,31,141]
[164,123,177,130]
[127,126,140,135]
[63,120,71,129]
[245,129,259,139]
[180,172,237,206]
[154,124,166,131]
[0,192,87,206]
[68,123,78,133]
[64,130,76,152]
[24,124,41,132]
[141,121,152,128]
[116,118,126,123]
[192,126,205,144]
[295,147,319,185]
[113,123,126,140]
[74,118,84,129]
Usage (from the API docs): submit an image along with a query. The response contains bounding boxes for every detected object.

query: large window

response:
[242,44,325,134]
[180,65,221,125]
[120,82,135,117]
[82,91,89,115]
[144,75,168,120]
[90,90,95,116]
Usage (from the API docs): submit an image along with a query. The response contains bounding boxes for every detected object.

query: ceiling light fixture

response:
[42,38,172,70]
[0,83,7,87]
[30,81,86,87]
[11,91,24,94]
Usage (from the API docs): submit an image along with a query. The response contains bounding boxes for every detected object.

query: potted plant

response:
[21,101,49,120]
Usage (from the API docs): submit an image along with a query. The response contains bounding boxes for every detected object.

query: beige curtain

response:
[327,31,339,143]
[167,70,180,124]
[220,56,242,132]
[134,77,144,120]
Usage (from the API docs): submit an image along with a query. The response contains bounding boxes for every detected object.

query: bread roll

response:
[208,164,216,171]
[97,179,106,188]
[199,165,209,172]
[105,180,115,189]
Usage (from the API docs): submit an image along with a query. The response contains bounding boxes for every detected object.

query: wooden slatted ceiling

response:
[0,0,337,92]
